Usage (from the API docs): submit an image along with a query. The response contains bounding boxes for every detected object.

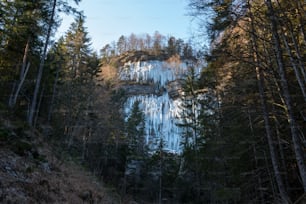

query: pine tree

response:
[64,15,92,80]
[1,0,48,106]
[178,65,206,203]
[188,0,306,202]
[28,0,57,126]
[126,100,146,158]
[124,100,147,196]
[9,0,82,125]
[50,16,98,153]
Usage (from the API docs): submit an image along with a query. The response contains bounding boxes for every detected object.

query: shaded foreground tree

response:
[248,1,289,202]
[28,0,84,126]
[186,0,306,202]
[264,0,306,192]
[27,0,57,126]
[0,0,82,125]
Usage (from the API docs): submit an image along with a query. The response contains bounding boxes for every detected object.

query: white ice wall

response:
[119,60,188,87]
[120,60,197,153]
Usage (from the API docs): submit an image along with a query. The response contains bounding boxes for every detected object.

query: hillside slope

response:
[0,120,117,204]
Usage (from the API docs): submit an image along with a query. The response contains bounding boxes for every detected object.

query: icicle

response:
[121,60,197,153]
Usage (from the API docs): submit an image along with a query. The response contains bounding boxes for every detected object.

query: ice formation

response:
[120,60,198,153]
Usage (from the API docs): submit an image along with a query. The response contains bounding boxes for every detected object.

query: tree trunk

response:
[256,62,289,202]
[279,31,306,101]
[34,85,45,128]
[274,2,306,101]
[28,0,57,126]
[248,2,290,201]
[265,0,306,192]
[47,64,60,123]
[9,62,31,107]
[247,108,265,204]
[9,38,31,108]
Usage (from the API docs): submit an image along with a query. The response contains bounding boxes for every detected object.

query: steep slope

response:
[0,120,117,204]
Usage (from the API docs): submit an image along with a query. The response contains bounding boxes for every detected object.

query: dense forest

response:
[0,0,305,203]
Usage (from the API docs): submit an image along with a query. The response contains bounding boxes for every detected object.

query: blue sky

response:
[57,0,196,51]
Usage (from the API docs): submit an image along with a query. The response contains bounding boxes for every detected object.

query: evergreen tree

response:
[188,0,306,202]
[124,100,147,196]
[50,16,99,154]
[28,0,58,126]
[0,0,81,123]
[64,15,92,80]
[178,65,205,203]
[126,100,146,158]
[0,0,50,106]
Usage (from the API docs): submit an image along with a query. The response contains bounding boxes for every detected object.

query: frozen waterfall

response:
[124,93,183,152]
[120,60,198,153]
[119,60,188,87]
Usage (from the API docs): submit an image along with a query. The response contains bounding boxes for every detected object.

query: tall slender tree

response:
[265,0,306,192]
[27,0,82,126]
[248,2,289,201]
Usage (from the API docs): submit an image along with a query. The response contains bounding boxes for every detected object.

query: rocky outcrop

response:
[116,50,169,65]
[118,76,184,99]
[105,50,179,68]
[166,80,184,99]
[121,83,163,96]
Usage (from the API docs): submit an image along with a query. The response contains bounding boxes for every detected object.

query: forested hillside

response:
[0,0,305,203]
[186,0,306,203]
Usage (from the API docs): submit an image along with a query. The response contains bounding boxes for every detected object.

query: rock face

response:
[114,50,170,66]
[119,58,199,153]
[121,83,163,96]
[166,80,184,99]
